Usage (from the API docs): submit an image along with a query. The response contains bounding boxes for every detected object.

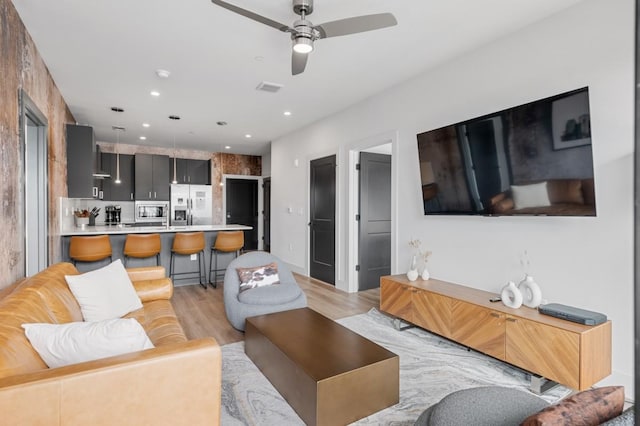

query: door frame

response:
[347,131,399,293]
[222,174,263,250]
[20,90,49,276]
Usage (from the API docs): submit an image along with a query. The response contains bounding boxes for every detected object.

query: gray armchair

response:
[223,251,307,331]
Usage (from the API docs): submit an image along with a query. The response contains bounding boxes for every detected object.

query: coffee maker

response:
[105,205,121,225]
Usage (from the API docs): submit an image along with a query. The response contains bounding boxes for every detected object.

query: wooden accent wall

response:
[212,153,261,224]
[0,0,75,289]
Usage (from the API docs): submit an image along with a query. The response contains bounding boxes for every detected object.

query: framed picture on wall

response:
[551,89,592,150]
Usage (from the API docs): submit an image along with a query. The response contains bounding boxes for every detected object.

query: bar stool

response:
[123,233,161,267]
[68,235,112,267]
[170,232,205,288]
[208,231,244,289]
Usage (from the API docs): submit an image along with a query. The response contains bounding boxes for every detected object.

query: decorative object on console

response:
[501,281,523,309]
[420,265,430,281]
[420,247,432,280]
[407,257,419,281]
[538,303,608,326]
[408,238,431,281]
[518,275,542,308]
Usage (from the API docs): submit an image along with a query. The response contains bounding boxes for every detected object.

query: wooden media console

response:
[380,275,611,391]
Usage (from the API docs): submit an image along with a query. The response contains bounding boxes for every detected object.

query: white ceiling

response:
[12,0,584,156]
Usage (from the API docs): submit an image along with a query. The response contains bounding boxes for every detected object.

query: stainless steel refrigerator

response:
[170,184,213,225]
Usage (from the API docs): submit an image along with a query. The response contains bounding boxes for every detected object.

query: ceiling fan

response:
[211,0,397,75]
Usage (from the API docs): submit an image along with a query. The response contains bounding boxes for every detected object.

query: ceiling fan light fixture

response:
[293,37,313,54]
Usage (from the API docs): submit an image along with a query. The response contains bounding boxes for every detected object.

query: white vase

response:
[501,281,523,309]
[518,275,542,308]
[407,255,418,281]
[420,265,430,280]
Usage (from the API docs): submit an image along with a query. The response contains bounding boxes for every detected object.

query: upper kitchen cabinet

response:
[135,154,170,200]
[66,124,100,198]
[102,152,134,201]
[170,158,211,185]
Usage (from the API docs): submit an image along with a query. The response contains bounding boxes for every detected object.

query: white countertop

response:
[60,224,252,236]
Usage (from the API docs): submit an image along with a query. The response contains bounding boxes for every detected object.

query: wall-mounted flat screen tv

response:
[416,87,596,217]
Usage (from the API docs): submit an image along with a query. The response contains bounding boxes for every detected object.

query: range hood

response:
[93,145,110,179]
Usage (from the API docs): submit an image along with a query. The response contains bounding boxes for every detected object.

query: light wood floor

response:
[172,273,380,345]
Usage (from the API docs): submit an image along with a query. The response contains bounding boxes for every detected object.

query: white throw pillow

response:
[22,318,154,369]
[65,259,143,322]
[511,182,551,210]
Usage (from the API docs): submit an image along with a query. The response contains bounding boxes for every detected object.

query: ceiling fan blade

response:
[292,50,308,75]
[211,0,293,33]
[315,13,397,39]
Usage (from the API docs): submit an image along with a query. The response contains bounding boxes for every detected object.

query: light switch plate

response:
[190,254,197,261]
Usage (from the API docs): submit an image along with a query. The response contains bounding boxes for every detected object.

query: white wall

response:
[262,151,271,177]
[271,0,634,396]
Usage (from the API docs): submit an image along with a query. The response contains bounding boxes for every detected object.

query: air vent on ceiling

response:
[256,81,283,93]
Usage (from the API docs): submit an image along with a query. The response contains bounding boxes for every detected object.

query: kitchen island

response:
[60,224,252,284]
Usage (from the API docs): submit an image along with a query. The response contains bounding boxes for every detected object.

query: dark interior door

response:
[309,155,336,285]
[263,178,271,252]
[466,120,501,208]
[226,178,258,250]
[358,152,391,290]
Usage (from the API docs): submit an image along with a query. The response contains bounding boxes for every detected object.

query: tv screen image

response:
[416,87,596,217]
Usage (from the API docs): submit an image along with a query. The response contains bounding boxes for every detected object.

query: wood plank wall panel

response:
[0,0,75,289]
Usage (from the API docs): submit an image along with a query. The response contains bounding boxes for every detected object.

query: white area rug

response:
[220,309,571,425]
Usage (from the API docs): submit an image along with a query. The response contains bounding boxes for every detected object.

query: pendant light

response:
[114,126,122,184]
[169,115,180,184]
[110,107,124,185]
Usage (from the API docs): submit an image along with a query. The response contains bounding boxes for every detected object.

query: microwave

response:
[134,201,169,223]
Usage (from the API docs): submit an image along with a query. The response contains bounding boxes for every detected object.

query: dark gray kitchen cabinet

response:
[135,154,170,200]
[169,158,211,185]
[66,124,96,198]
[189,159,211,184]
[102,153,134,201]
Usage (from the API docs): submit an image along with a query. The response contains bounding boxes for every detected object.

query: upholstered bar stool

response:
[170,232,206,288]
[68,235,113,267]
[123,233,161,267]
[208,230,244,289]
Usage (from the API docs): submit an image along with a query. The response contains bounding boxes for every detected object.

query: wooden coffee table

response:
[245,308,399,426]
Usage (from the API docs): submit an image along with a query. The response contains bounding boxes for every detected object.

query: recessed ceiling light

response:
[155,69,171,78]
[245,134,252,138]
[150,90,160,97]
[139,136,147,140]
[142,123,150,128]
[284,111,292,116]
[224,146,231,150]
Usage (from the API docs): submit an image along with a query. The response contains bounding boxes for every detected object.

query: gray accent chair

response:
[223,251,307,331]
[415,386,549,426]
[415,386,634,426]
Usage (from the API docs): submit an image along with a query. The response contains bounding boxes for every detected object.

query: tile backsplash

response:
[59,198,135,230]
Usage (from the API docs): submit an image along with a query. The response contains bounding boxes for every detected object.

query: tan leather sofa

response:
[489,178,596,216]
[0,262,221,425]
